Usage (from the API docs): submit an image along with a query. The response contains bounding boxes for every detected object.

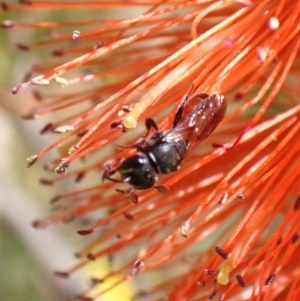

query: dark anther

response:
[265,273,276,286]
[208,289,218,299]
[87,253,96,261]
[236,274,246,287]
[110,120,123,129]
[131,192,139,204]
[90,277,104,286]
[154,185,169,193]
[54,271,69,278]
[204,269,215,275]
[52,49,65,57]
[123,212,134,220]
[291,233,299,244]
[77,229,94,235]
[40,123,53,134]
[294,196,300,211]
[215,246,228,259]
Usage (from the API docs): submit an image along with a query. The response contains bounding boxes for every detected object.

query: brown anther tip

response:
[110,120,123,129]
[1,3,9,10]
[55,159,70,174]
[75,172,85,182]
[27,154,38,167]
[236,274,246,287]
[87,253,96,261]
[91,277,104,285]
[121,105,132,113]
[39,178,53,186]
[265,273,276,286]
[49,196,60,204]
[54,271,69,278]
[130,260,144,276]
[208,289,218,299]
[291,234,299,244]
[294,196,300,211]
[215,246,228,259]
[154,185,169,193]
[204,269,215,275]
[93,41,103,50]
[16,43,29,51]
[1,20,14,28]
[131,192,138,204]
[31,220,47,229]
[77,129,89,137]
[40,123,54,134]
[197,281,205,287]
[212,143,224,148]
[74,252,81,258]
[77,229,93,235]
[123,212,134,220]
[52,49,65,57]
[237,192,245,200]
[235,92,244,101]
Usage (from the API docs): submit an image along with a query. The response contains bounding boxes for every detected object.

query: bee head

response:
[118,153,158,190]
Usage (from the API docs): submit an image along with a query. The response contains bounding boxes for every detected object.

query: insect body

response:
[103,92,227,200]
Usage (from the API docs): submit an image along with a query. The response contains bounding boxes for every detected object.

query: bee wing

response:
[167,93,227,156]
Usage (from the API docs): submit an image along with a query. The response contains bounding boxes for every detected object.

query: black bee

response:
[103,91,227,203]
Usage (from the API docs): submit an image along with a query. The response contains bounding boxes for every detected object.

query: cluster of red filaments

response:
[3,0,300,300]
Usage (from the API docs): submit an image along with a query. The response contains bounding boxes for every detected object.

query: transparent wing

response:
[164,93,227,157]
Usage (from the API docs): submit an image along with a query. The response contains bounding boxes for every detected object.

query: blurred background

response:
[0,6,117,301]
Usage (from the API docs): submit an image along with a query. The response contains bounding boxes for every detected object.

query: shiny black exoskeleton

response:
[103,91,227,201]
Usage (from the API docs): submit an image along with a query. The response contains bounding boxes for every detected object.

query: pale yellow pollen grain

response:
[31,78,50,86]
[72,30,80,40]
[55,77,69,88]
[123,102,146,129]
[217,256,234,285]
[268,17,280,31]
[54,125,74,133]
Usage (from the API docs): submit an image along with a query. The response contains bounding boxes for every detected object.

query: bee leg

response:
[130,191,139,204]
[116,187,132,194]
[116,186,139,204]
[102,168,114,182]
[154,185,169,193]
[104,175,127,183]
[144,117,159,137]
[172,83,196,128]
[172,96,186,128]
[103,167,130,183]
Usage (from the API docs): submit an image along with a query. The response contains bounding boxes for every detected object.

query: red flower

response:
[3,0,300,300]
